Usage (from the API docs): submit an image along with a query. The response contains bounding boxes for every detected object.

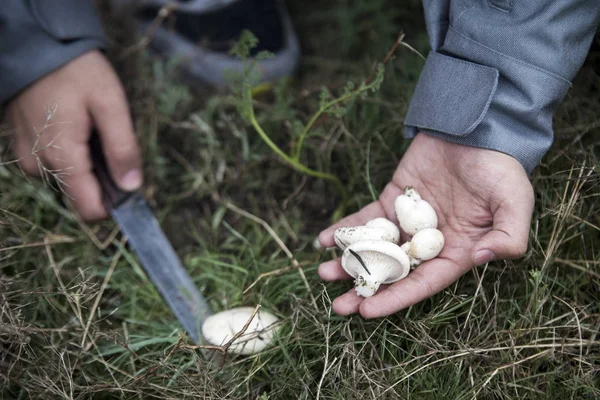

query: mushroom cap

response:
[364,217,399,233]
[201,307,279,355]
[394,194,438,236]
[334,218,400,250]
[409,228,445,261]
[341,240,410,284]
[394,194,414,225]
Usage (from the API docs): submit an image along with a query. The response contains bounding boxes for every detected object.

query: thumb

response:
[472,186,534,265]
[89,88,142,192]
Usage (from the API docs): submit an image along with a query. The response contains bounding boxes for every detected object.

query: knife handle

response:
[89,131,135,209]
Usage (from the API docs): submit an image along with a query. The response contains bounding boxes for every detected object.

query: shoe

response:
[116,0,301,88]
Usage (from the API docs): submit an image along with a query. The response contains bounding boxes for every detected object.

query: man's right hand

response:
[5,50,142,221]
[317,133,534,318]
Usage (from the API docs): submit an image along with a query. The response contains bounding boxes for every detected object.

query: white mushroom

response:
[201,307,279,355]
[334,218,400,250]
[401,228,445,268]
[408,228,445,261]
[341,240,410,297]
[401,242,422,268]
[394,186,438,235]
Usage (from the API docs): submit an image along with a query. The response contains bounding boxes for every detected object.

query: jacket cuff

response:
[404,27,571,174]
[0,0,109,105]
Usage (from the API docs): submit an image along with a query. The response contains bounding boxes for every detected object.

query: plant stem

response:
[293,34,406,161]
[293,90,365,161]
[247,100,348,220]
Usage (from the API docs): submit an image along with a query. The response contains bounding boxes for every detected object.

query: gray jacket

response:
[404,1,599,173]
[1,1,598,173]
[0,0,108,106]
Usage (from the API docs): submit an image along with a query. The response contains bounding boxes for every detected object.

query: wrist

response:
[0,0,108,105]
[403,34,570,174]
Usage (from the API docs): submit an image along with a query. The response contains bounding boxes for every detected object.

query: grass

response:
[1,0,599,398]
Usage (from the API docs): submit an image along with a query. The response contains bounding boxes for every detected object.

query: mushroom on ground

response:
[394,186,438,235]
[341,240,410,297]
[334,217,400,250]
[201,307,279,355]
[401,228,445,268]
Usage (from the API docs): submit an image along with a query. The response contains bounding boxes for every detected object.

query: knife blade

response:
[89,132,212,345]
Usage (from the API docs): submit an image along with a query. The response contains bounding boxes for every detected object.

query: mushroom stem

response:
[354,274,383,297]
[341,241,411,298]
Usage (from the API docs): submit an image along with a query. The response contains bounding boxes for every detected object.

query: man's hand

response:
[318,133,534,318]
[6,50,142,220]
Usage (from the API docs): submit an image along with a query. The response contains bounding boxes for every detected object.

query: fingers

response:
[472,183,534,265]
[88,82,142,192]
[48,133,108,220]
[60,163,108,221]
[20,97,110,220]
[331,290,363,316]
[323,257,470,319]
[359,258,468,318]
[318,259,351,281]
[13,131,41,176]
[6,103,42,176]
[4,50,141,221]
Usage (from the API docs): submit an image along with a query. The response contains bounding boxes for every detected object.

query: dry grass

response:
[1,1,599,399]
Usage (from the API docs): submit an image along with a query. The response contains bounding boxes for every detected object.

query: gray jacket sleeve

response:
[404,1,600,173]
[0,0,108,105]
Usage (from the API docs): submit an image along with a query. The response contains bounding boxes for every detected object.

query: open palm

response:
[318,133,534,318]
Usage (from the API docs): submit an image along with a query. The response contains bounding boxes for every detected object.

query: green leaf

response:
[319,87,331,109]
[229,30,259,59]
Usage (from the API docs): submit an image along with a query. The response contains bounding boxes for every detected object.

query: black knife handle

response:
[89,131,134,209]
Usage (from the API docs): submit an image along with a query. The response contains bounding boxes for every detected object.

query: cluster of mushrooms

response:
[199,187,444,356]
[335,186,445,297]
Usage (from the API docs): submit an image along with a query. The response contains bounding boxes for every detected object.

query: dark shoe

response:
[116,0,300,88]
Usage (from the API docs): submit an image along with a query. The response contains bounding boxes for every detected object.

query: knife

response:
[89,131,212,345]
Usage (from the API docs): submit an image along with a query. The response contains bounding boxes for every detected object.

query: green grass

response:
[1,1,600,399]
